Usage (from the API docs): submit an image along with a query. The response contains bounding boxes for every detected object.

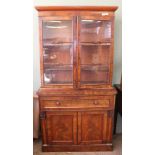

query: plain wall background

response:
[33,0,122,91]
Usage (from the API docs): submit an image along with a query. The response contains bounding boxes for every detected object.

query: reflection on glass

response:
[43,20,72,43]
[44,68,73,84]
[80,20,111,42]
[43,45,73,84]
[104,21,111,39]
[80,19,111,85]
[81,69,109,84]
[45,26,68,29]
[80,44,110,85]
[80,45,110,65]
[42,20,73,85]
[43,45,73,65]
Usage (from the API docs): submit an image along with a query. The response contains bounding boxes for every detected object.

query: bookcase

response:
[36,6,118,152]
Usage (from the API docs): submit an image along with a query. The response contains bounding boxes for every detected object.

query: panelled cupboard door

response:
[77,13,114,88]
[45,111,77,145]
[39,15,77,88]
[78,111,113,144]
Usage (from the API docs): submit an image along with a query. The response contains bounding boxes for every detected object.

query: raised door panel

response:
[78,111,113,144]
[45,111,77,145]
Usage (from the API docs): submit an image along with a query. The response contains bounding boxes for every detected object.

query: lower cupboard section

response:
[40,110,114,151]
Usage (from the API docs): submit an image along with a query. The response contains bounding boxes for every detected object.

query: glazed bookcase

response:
[36,6,118,152]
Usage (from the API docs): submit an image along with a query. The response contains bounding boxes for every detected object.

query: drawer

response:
[41,99,110,110]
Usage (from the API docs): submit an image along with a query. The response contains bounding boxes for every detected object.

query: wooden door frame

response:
[38,14,77,89]
[76,14,114,89]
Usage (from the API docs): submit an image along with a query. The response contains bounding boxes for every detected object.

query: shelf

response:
[45,68,72,71]
[43,42,73,47]
[45,81,73,84]
[44,64,73,71]
[81,65,109,71]
[81,81,108,84]
[43,37,72,42]
[80,67,109,84]
[44,63,72,66]
[80,42,111,46]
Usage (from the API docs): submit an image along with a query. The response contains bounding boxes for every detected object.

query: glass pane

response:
[44,65,73,84]
[80,20,111,43]
[80,44,110,84]
[43,20,72,43]
[43,44,73,65]
[42,20,73,85]
[80,44,110,65]
[81,68,109,84]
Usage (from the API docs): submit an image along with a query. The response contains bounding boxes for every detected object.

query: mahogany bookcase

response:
[35,6,118,152]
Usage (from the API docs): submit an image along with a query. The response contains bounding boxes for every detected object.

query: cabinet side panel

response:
[109,16,115,84]
[39,18,44,86]
[40,111,47,145]
[107,111,114,142]
[102,112,108,143]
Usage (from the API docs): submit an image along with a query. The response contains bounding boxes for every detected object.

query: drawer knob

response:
[56,101,60,105]
[93,101,98,105]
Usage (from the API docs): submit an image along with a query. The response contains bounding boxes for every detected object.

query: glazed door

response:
[44,111,77,145]
[40,15,77,88]
[78,111,113,144]
[40,13,114,88]
[77,13,114,88]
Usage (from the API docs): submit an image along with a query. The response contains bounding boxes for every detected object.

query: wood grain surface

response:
[36,6,118,152]
[33,134,122,155]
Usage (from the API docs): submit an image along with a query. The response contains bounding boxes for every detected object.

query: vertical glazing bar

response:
[73,16,77,88]
[109,15,115,85]
[77,16,81,88]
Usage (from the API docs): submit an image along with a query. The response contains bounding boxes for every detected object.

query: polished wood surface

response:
[113,84,122,134]
[34,134,122,154]
[40,99,110,110]
[35,6,118,11]
[38,10,115,88]
[78,111,108,144]
[45,111,77,145]
[33,92,39,139]
[36,6,118,152]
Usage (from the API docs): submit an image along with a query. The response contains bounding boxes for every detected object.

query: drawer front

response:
[41,99,110,110]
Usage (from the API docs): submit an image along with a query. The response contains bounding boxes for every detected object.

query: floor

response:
[33,134,122,155]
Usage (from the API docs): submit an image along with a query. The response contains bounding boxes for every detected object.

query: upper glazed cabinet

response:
[39,10,114,88]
